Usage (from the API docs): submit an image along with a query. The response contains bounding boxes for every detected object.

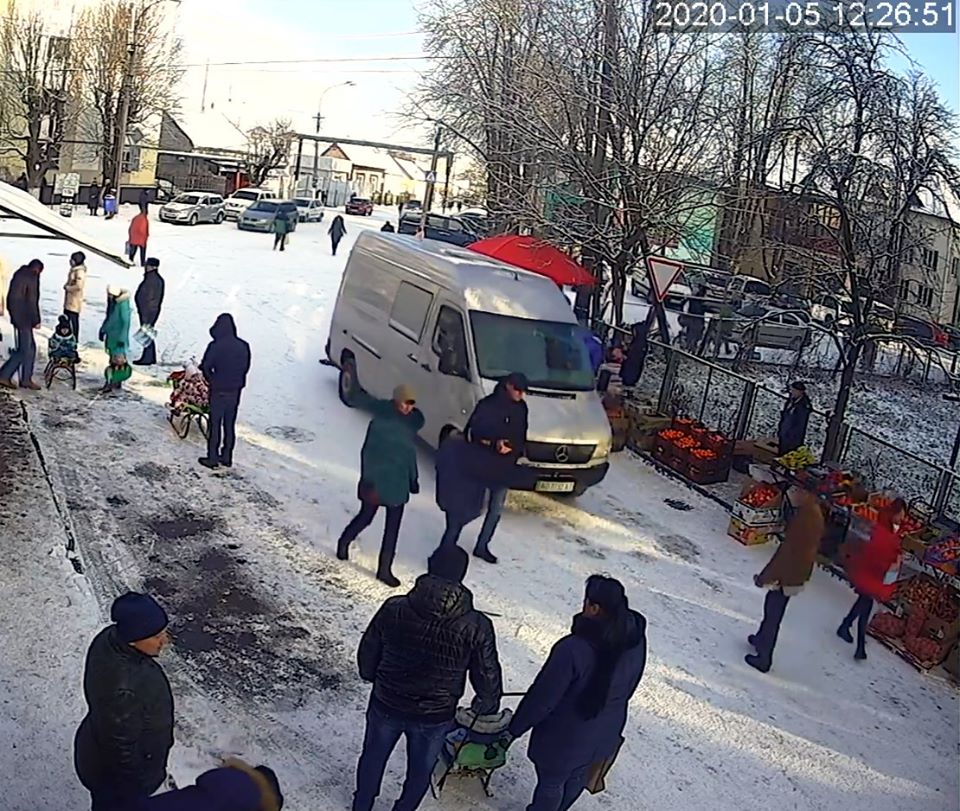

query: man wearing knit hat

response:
[74,592,175,810]
[336,382,424,587]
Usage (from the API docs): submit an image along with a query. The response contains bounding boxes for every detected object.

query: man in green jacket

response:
[272,209,291,252]
[337,384,424,587]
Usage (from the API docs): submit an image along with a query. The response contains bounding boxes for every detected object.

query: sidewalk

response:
[0,394,102,810]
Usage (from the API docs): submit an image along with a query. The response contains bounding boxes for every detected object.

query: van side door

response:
[422,302,477,446]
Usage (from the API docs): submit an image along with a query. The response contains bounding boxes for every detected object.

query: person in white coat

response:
[63,251,87,341]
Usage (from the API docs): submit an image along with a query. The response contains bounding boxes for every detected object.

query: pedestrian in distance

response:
[74,592,174,811]
[133,258,165,366]
[619,320,649,388]
[104,189,118,219]
[380,221,395,233]
[138,187,150,212]
[198,313,251,470]
[133,758,284,811]
[464,371,529,564]
[272,208,291,251]
[0,259,43,390]
[128,208,150,266]
[746,486,825,673]
[63,251,87,342]
[778,381,812,456]
[504,575,647,811]
[336,384,424,587]
[88,182,101,216]
[99,286,132,393]
[837,497,907,661]
[329,214,347,256]
[353,545,503,811]
[13,172,28,191]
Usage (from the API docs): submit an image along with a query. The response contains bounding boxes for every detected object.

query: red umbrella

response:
[468,234,596,286]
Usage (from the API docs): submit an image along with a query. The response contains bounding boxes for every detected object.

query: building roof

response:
[174,110,248,152]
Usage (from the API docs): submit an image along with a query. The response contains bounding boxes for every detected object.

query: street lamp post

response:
[312,81,354,197]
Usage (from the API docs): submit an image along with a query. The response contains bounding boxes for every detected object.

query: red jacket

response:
[128,213,149,247]
[847,523,901,601]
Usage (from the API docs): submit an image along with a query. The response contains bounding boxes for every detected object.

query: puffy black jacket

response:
[200,314,251,393]
[7,265,40,329]
[135,270,165,325]
[465,383,528,460]
[74,627,174,800]
[358,575,503,722]
[778,395,812,455]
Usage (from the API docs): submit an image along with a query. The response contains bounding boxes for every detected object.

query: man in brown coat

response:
[746,486,825,673]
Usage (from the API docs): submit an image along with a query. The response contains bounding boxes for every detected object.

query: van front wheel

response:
[339,357,359,407]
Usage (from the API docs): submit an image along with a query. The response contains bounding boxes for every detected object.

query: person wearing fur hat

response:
[133,758,283,811]
[74,592,175,810]
[336,383,425,587]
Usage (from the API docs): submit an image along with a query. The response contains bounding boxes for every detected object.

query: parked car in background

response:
[401,199,422,213]
[397,212,478,247]
[810,293,894,332]
[732,304,811,350]
[224,187,276,220]
[159,192,225,225]
[726,275,772,303]
[894,315,948,348]
[237,199,299,232]
[941,324,960,352]
[630,269,692,309]
[456,208,490,236]
[346,197,374,216]
[294,197,324,222]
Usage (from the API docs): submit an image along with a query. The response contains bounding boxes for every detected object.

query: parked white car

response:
[294,197,324,223]
[223,188,276,221]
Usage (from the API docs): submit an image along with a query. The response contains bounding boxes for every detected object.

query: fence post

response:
[699,366,714,423]
[832,422,852,465]
[657,346,679,415]
[932,470,954,517]
[734,381,756,440]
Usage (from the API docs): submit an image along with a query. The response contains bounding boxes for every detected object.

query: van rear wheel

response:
[339,357,359,406]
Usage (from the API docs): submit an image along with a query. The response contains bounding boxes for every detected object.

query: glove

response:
[410,481,420,495]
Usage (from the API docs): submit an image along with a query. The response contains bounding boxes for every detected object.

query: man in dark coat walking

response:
[465,372,529,564]
[777,381,812,456]
[199,313,251,470]
[353,545,502,811]
[0,259,43,390]
[133,258,164,366]
[74,592,174,811]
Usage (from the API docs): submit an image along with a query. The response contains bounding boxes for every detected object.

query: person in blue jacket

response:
[506,575,647,811]
[131,758,283,810]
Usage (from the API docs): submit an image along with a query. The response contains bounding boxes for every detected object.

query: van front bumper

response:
[519,461,610,494]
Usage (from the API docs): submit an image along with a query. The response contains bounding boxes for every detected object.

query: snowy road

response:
[0,206,957,810]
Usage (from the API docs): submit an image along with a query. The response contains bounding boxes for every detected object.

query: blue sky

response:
[177,0,958,149]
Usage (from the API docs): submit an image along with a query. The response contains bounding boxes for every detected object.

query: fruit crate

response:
[731,500,783,527]
[728,516,782,546]
[684,457,732,485]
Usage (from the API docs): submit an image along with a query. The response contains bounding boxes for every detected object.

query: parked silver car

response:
[159,192,225,225]
[732,304,811,350]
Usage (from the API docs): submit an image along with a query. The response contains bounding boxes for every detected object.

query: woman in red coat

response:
[837,498,906,660]
[128,210,150,266]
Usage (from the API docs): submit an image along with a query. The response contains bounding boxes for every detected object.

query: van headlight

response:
[594,433,612,459]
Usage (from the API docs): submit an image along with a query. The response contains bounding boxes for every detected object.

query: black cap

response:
[428,545,469,584]
[145,257,160,268]
[505,372,529,392]
[789,381,806,392]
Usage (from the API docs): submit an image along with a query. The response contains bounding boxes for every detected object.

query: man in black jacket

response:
[199,313,251,470]
[133,258,164,366]
[74,592,174,811]
[778,381,812,456]
[353,545,502,811]
[465,372,529,564]
[0,259,43,390]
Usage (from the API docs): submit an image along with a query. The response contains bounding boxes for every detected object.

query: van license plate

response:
[536,481,575,493]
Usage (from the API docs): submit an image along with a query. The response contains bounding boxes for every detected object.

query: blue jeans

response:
[353,700,450,811]
[528,762,591,811]
[0,326,35,385]
[475,487,507,554]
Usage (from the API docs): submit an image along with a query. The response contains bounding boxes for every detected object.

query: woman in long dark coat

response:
[328,215,347,255]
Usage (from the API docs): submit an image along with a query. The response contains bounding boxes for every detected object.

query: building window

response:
[953,257,960,277]
[921,247,939,272]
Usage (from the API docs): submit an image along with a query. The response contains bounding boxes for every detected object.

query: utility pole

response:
[313,109,322,197]
[113,4,137,198]
[419,125,442,236]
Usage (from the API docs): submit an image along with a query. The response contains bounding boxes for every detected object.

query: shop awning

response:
[0,182,130,268]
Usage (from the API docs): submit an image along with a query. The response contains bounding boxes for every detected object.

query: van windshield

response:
[469,312,595,391]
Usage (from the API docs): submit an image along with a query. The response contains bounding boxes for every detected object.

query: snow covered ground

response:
[0,206,957,811]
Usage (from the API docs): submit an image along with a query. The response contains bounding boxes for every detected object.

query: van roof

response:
[355,231,579,322]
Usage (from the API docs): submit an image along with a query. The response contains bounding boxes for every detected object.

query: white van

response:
[223,187,276,220]
[327,232,612,495]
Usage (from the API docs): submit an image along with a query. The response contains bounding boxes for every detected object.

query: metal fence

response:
[637,339,958,520]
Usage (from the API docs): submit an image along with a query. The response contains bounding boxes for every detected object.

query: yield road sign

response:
[646,255,684,302]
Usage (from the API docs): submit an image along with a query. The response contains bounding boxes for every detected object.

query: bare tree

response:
[74,0,182,185]
[244,119,293,187]
[0,5,82,189]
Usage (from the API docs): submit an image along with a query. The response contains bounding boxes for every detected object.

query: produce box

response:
[728,516,781,546]
[733,439,756,458]
[901,533,928,557]
[731,481,783,526]
[685,458,731,485]
[923,614,960,648]
[626,414,672,453]
[752,437,779,465]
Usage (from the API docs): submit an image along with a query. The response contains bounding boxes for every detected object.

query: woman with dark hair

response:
[506,575,647,811]
[837,497,907,661]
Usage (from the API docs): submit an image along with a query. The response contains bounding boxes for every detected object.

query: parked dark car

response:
[456,208,490,236]
[346,197,374,216]
[941,324,960,352]
[397,212,478,247]
[895,315,949,348]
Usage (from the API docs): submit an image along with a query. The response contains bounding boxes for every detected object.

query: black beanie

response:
[111,592,168,643]
[428,545,469,584]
